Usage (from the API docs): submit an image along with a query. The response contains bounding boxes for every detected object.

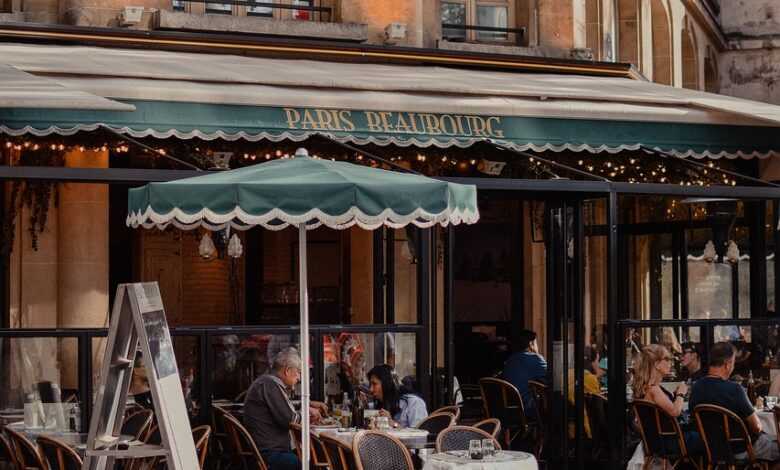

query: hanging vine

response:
[1,146,65,260]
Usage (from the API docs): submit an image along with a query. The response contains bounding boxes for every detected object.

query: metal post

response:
[573,201,585,469]
[298,225,310,470]
[386,230,396,324]
[430,229,439,407]
[373,230,385,324]
[78,332,91,432]
[444,226,455,405]
[680,229,689,320]
[198,332,210,424]
[606,192,621,470]
[749,201,768,317]
[774,200,780,315]
[418,228,432,404]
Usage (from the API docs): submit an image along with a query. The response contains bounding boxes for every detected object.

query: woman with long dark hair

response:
[367,364,428,428]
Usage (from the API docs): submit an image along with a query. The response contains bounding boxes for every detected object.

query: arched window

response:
[617,0,641,67]
[650,0,672,85]
[682,19,699,90]
[704,46,719,93]
[586,0,604,60]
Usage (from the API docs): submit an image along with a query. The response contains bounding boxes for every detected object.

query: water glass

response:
[468,439,483,460]
[376,416,390,431]
[767,396,778,409]
[481,439,495,457]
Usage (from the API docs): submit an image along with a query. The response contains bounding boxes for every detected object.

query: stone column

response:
[58,149,109,390]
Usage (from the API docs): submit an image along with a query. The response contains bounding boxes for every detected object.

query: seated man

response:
[502,329,547,419]
[243,347,327,470]
[681,342,705,383]
[689,342,780,463]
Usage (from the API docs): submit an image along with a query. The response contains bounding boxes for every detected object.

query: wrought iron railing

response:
[441,23,526,46]
[172,0,333,21]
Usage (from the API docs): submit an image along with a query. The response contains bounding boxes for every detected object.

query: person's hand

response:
[378,409,391,418]
[675,382,688,397]
[311,400,329,415]
[309,406,323,424]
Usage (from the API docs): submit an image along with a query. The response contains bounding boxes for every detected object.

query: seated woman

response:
[367,364,428,428]
[632,344,702,456]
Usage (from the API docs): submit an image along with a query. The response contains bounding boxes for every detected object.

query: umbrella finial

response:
[294,148,310,158]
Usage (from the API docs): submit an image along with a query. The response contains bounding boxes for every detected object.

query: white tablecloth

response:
[758,410,776,438]
[421,451,537,470]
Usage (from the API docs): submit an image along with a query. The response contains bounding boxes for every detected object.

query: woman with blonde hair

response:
[632,344,703,456]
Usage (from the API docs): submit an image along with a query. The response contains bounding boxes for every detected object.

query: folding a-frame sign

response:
[83,282,198,470]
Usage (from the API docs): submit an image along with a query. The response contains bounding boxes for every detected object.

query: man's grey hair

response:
[273,347,302,372]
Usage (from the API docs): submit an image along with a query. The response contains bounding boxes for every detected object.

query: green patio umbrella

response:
[127,147,479,469]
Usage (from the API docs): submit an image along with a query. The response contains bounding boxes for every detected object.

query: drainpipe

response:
[533,0,540,46]
[611,0,619,61]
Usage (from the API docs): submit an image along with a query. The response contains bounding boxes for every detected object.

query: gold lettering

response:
[454,115,469,135]
[315,109,336,130]
[339,111,356,131]
[395,113,412,133]
[468,116,488,137]
[440,115,458,135]
[284,108,301,129]
[407,113,420,133]
[301,109,320,130]
[421,114,442,135]
[365,111,383,132]
[379,112,394,133]
[486,116,504,138]
[329,110,344,130]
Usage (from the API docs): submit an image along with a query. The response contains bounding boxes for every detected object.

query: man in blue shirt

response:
[690,342,780,462]
[502,329,547,419]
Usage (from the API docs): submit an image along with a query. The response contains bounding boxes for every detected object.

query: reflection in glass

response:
[441,2,466,40]
[476,5,508,41]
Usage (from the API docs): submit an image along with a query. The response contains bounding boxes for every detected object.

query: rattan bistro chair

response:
[478,377,531,449]
[0,432,17,470]
[431,406,461,423]
[632,399,700,470]
[353,430,414,470]
[693,404,767,470]
[122,409,154,442]
[37,435,83,470]
[320,432,358,470]
[436,426,502,453]
[473,418,501,439]
[416,413,456,438]
[223,413,269,470]
[5,426,47,470]
[289,423,329,469]
[192,425,212,470]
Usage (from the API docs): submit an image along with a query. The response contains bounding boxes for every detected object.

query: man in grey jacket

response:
[243,347,327,470]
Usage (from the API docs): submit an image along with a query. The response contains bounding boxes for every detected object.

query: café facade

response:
[3,23,780,468]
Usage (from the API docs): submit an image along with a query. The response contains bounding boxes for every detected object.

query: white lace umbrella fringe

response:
[127,205,480,231]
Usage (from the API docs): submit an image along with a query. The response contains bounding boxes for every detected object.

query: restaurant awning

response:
[0,63,134,112]
[1,43,779,159]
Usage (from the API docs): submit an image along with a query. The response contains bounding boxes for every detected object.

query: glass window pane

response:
[205,2,232,14]
[172,0,185,11]
[476,5,508,41]
[322,332,416,402]
[441,2,466,40]
[292,0,312,20]
[394,229,418,324]
[688,260,733,319]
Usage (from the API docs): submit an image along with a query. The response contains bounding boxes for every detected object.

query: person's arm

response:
[746,412,762,434]
[404,397,428,428]
[649,386,683,418]
[261,383,298,428]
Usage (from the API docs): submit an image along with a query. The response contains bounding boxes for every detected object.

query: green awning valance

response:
[2,100,779,159]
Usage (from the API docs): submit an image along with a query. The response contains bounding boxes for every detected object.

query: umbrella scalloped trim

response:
[126,205,480,231]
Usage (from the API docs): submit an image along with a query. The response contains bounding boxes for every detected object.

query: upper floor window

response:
[442,0,516,43]
[183,0,322,20]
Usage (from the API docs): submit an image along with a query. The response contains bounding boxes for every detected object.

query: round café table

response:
[757,410,777,438]
[420,450,538,470]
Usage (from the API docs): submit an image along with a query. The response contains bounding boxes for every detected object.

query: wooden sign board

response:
[83,283,198,470]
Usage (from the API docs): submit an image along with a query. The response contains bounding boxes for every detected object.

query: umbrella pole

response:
[298,224,310,470]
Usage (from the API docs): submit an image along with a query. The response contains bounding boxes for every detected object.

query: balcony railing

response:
[172,0,333,21]
[442,23,526,46]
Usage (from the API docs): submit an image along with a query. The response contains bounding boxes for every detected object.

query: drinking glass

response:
[481,439,495,457]
[468,439,483,460]
[376,416,390,431]
[767,396,778,409]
